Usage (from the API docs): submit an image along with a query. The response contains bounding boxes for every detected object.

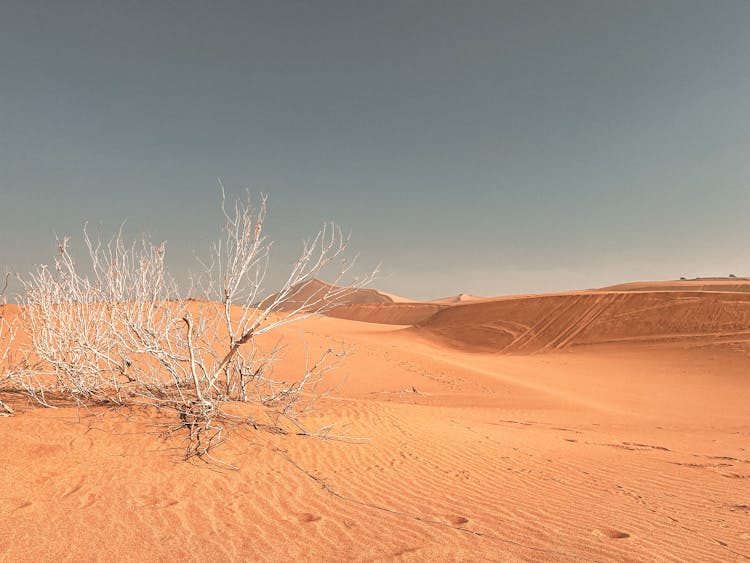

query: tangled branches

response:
[4,190,373,463]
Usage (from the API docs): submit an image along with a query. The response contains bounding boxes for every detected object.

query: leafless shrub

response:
[10,189,373,462]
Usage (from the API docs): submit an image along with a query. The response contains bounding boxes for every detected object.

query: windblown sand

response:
[1,282,749,561]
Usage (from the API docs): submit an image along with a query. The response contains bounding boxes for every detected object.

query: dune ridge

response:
[598,278,750,293]
[429,293,484,304]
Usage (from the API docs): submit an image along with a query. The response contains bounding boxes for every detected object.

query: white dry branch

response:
[0,272,17,415]
[11,190,374,461]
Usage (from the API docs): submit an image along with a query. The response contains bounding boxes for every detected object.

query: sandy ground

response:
[1,283,749,562]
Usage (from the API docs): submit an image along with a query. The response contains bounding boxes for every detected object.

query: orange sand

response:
[1,283,749,561]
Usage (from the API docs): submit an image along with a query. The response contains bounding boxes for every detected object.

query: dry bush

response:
[9,190,373,462]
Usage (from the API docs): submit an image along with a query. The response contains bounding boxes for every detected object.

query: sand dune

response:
[322,287,486,325]
[1,284,749,561]
[258,278,414,310]
[259,279,432,324]
[415,289,750,353]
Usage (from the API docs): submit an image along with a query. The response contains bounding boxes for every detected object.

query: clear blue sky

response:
[1,1,749,299]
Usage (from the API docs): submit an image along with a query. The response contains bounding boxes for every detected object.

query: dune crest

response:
[430,293,484,304]
[598,277,750,293]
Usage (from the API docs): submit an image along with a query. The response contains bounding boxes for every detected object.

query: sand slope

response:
[327,302,446,325]
[415,290,750,353]
[1,287,749,561]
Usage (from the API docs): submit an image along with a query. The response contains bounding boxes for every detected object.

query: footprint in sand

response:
[80,493,97,509]
[150,498,180,508]
[592,528,630,539]
[297,513,321,523]
[12,501,32,513]
[137,494,179,508]
[61,477,85,499]
[68,435,94,451]
[449,516,469,525]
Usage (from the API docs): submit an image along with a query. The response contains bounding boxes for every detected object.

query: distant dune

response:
[260,279,449,325]
[325,292,483,325]
[316,278,750,352]
[258,278,413,311]
[414,289,750,353]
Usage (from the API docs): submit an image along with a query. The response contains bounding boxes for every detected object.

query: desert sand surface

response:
[2,283,750,562]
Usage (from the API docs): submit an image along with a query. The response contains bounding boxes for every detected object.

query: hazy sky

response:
[1,1,749,299]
